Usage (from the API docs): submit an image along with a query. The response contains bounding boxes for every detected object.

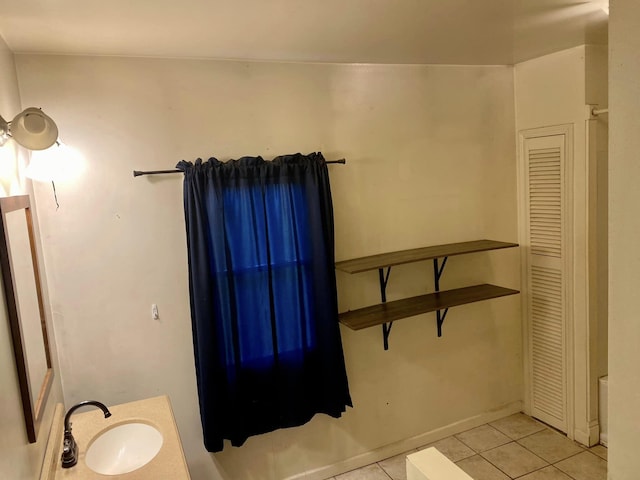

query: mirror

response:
[0,195,53,443]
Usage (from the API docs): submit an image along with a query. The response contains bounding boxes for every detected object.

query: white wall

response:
[0,36,26,196]
[586,45,609,383]
[585,45,609,381]
[16,55,521,480]
[609,0,640,478]
[514,45,607,445]
[0,35,64,480]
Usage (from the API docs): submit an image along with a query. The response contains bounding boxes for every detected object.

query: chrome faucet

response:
[61,400,112,468]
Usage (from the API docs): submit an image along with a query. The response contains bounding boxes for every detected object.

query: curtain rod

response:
[133,159,346,177]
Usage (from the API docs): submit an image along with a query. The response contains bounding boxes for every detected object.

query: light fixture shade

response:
[10,107,58,150]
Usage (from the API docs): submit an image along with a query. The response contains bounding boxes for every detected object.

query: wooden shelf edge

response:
[339,283,519,331]
[335,239,518,274]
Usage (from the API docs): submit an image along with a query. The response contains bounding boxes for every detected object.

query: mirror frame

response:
[0,194,53,443]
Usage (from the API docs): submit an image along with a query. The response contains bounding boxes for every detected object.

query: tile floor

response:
[328,413,607,480]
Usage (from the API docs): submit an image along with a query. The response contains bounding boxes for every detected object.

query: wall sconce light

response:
[0,107,59,151]
[1,108,73,208]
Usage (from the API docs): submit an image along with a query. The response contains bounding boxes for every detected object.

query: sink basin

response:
[85,422,163,475]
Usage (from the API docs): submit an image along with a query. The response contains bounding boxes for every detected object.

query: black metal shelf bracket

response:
[433,257,449,337]
[378,267,393,350]
[377,256,449,347]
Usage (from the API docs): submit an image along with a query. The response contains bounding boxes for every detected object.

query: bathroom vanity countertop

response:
[41,395,191,480]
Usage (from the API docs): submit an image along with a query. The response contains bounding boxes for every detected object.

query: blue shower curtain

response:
[177,152,352,452]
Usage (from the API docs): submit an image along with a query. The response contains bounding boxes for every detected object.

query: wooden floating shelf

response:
[335,239,519,346]
[335,240,518,274]
[339,284,519,331]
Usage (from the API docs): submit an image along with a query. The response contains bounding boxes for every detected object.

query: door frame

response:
[517,124,575,439]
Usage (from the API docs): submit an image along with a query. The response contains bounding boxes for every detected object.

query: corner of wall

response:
[585,44,609,107]
[0,34,65,480]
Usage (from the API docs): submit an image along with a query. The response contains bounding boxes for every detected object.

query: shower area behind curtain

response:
[178,152,352,452]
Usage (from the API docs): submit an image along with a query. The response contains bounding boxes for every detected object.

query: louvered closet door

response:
[524,134,568,433]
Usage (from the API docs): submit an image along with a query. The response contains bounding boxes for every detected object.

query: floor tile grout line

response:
[475,441,522,479]
[550,447,608,480]
[551,448,601,467]
[476,440,551,479]
[484,439,551,465]
[511,424,553,442]
[516,432,586,449]
[453,425,511,455]
[511,463,563,479]
[472,453,517,479]
[488,415,547,440]
[489,428,545,442]
[515,434,588,465]
[377,463,393,480]
[374,460,394,480]
[459,440,607,480]
[549,462,583,480]
[335,416,606,480]
[452,434,481,454]
[456,450,476,463]
[514,446,608,480]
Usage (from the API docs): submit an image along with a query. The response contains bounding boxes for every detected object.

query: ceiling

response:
[0,0,608,65]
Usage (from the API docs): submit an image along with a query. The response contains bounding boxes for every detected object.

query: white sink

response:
[85,422,163,475]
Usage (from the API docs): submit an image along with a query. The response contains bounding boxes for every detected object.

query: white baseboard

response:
[284,401,523,480]
[574,421,601,447]
[600,432,608,447]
